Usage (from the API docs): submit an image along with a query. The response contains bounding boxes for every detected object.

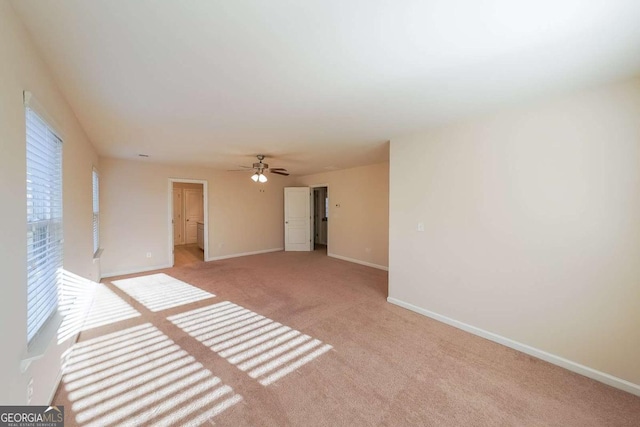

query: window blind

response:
[92,168,99,256]
[26,106,63,344]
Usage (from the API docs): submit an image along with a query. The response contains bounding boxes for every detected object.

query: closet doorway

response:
[311,185,328,254]
[169,179,208,266]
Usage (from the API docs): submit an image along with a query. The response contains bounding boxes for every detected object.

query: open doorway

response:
[311,186,328,254]
[169,179,207,267]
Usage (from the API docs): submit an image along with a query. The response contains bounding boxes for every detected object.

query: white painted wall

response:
[389,77,640,388]
[100,158,290,276]
[0,0,99,404]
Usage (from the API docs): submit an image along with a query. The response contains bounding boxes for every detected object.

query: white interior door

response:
[173,188,184,245]
[285,187,311,251]
[184,188,203,244]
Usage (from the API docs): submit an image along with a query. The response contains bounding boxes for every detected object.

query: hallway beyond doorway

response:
[174,244,203,267]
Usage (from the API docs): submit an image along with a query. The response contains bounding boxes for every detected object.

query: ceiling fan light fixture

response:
[239,155,285,182]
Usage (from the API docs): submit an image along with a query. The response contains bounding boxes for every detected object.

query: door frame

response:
[168,178,209,266]
[309,183,329,252]
[172,187,185,245]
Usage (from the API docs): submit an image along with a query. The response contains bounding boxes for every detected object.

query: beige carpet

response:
[54,250,640,426]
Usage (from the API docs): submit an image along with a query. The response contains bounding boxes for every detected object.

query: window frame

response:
[92,167,100,258]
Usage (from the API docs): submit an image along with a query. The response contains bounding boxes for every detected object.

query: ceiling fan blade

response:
[227,164,256,171]
[270,170,290,176]
[270,168,287,171]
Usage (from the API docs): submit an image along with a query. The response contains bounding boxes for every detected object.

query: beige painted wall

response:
[0,0,99,404]
[389,77,640,386]
[295,162,389,269]
[100,158,290,276]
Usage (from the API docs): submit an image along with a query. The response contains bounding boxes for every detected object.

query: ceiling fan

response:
[229,155,289,183]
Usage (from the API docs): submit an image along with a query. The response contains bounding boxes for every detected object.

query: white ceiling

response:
[11,0,640,175]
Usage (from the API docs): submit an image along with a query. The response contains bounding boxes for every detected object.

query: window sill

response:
[21,312,62,373]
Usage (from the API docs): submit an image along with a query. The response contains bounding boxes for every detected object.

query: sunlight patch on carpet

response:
[111,273,214,311]
[62,323,242,426]
[81,283,141,334]
[58,272,141,343]
[168,302,333,386]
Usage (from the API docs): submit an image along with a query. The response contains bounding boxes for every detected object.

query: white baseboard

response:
[101,263,172,280]
[48,337,79,405]
[101,248,286,278]
[206,248,283,262]
[387,297,640,397]
[48,369,63,405]
[328,253,389,271]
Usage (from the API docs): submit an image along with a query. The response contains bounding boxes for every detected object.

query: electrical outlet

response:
[146,252,152,258]
[27,378,33,404]
[417,222,425,232]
